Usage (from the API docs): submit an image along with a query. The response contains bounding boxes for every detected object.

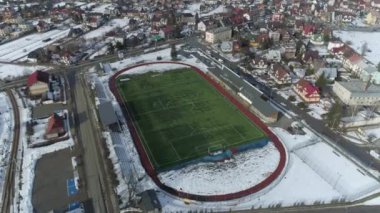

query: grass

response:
[117,68,267,170]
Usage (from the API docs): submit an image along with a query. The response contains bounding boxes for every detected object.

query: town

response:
[1,0,380,212]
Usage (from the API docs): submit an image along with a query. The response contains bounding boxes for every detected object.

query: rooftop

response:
[336,80,380,97]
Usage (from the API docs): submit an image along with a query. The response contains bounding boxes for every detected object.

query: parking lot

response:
[32,148,79,212]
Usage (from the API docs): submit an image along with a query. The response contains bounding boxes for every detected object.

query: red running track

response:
[109,61,287,201]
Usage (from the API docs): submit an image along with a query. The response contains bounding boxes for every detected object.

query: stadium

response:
[109,61,287,201]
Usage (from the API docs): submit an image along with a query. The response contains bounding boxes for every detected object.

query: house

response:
[372,0,380,8]
[302,50,319,64]
[27,71,50,96]
[282,43,297,59]
[36,20,50,32]
[293,79,320,103]
[269,30,281,43]
[265,50,281,62]
[181,13,196,26]
[45,113,66,140]
[86,15,103,28]
[0,24,11,38]
[302,24,315,37]
[251,57,268,69]
[205,27,232,43]
[272,64,291,85]
[366,10,380,25]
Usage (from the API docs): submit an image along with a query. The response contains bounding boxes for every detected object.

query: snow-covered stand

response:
[109,61,287,201]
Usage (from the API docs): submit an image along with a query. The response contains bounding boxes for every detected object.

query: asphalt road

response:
[68,69,115,213]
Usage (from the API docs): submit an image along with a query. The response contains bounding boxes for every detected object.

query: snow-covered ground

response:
[201,5,227,17]
[117,63,189,76]
[110,47,208,72]
[334,30,380,65]
[83,18,129,40]
[159,142,280,195]
[183,3,201,15]
[183,3,226,17]
[0,64,48,81]
[89,45,109,59]
[91,3,113,14]
[0,92,14,202]
[307,99,332,120]
[13,94,74,212]
[0,29,71,62]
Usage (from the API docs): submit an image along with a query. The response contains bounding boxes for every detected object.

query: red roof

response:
[27,70,49,87]
[303,24,315,34]
[274,65,289,80]
[348,53,362,63]
[46,113,64,135]
[296,79,319,97]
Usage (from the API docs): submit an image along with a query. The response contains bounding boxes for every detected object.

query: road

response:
[68,68,117,213]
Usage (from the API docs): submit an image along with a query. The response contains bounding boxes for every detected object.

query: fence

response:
[109,61,287,201]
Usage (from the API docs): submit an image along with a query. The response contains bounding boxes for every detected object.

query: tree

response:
[377,62,380,72]
[323,34,330,43]
[288,95,296,102]
[306,67,315,76]
[326,103,342,128]
[297,102,307,109]
[195,13,200,25]
[315,73,327,89]
[361,42,368,56]
[115,41,124,50]
[170,44,177,59]
[108,43,115,54]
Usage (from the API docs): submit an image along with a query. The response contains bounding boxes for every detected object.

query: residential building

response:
[272,64,291,85]
[332,80,380,106]
[45,113,66,140]
[293,79,320,103]
[205,27,232,43]
[372,0,380,8]
[366,10,380,25]
[27,71,50,96]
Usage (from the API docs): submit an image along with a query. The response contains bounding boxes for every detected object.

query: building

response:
[27,70,50,96]
[205,27,232,44]
[332,80,380,106]
[272,64,291,85]
[372,0,380,8]
[45,113,66,140]
[366,10,380,25]
[293,79,320,103]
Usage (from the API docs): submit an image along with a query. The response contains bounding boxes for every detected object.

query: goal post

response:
[208,144,224,155]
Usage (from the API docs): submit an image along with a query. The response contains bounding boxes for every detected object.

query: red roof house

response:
[273,64,291,85]
[302,24,315,37]
[27,71,50,96]
[293,79,320,103]
[45,113,66,139]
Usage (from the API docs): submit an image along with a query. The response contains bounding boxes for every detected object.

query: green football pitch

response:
[116,68,267,170]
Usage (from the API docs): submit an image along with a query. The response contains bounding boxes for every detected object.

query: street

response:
[67,68,117,213]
